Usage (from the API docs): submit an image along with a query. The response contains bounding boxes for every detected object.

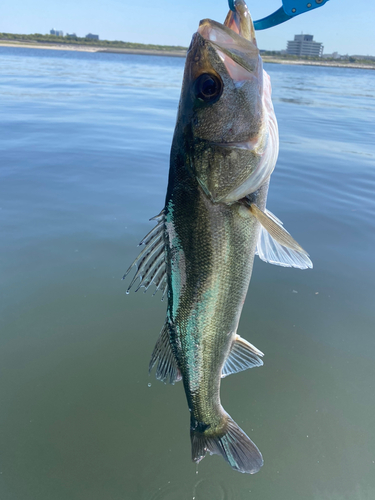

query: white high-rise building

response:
[287,34,323,57]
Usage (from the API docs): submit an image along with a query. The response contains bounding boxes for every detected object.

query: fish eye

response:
[194,73,223,104]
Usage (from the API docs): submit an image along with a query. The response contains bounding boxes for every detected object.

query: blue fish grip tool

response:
[228,0,330,30]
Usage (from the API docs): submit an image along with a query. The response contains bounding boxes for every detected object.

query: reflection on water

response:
[0,46,375,500]
[278,96,314,105]
[192,478,227,500]
[314,486,375,500]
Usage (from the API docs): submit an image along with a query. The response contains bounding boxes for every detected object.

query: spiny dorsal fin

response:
[123,210,168,297]
[222,334,264,378]
[249,204,313,270]
[149,322,182,385]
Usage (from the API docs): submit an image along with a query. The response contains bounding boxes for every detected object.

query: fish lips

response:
[223,0,257,44]
[196,19,260,77]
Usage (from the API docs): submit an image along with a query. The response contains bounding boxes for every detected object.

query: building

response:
[322,51,340,59]
[86,33,99,40]
[286,34,323,57]
[50,29,63,37]
[66,33,77,38]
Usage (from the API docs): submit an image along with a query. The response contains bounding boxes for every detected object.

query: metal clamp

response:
[228,0,330,29]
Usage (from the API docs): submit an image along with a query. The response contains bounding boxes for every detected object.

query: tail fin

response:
[190,413,263,474]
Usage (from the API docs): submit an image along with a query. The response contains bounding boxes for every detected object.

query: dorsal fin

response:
[222,335,264,378]
[124,210,168,297]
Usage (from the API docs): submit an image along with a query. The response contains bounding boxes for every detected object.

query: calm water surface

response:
[0,46,374,500]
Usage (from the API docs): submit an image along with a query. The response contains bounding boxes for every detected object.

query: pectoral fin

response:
[249,203,313,270]
[222,335,264,378]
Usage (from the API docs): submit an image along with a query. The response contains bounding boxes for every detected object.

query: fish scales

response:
[125,0,312,474]
[166,172,268,420]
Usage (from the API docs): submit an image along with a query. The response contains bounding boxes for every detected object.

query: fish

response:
[124,0,312,474]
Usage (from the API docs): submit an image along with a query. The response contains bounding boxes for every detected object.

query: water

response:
[0,46,374,500]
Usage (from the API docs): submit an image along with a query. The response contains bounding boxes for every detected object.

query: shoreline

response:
[1,41,374,69]
[262,56,374,70]
[0,41,186,58]
[98,48,186,57]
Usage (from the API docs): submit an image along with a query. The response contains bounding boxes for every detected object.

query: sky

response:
[2,0,375,56]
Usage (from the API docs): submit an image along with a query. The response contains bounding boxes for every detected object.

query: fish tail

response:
[190,411,263,474]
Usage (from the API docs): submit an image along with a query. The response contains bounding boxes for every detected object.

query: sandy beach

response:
[0,41,99,52]
[1,40,373,69]
[0,40,186,57]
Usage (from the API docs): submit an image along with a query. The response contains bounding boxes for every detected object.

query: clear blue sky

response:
[1,0,374,56]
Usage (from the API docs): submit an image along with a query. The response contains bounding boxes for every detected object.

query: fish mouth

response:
[185,0,260,94]
[197,0,258,66]
[223,0,256,43]
[202,0,257,44]
[196,8,260,84]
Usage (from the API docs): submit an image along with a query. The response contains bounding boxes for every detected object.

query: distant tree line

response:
[261,50,375,65]
[262,51,326,61]
[0,32,187,52]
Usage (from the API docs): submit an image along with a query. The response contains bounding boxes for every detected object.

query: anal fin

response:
[222,335,264,378]
[149,323,182,385]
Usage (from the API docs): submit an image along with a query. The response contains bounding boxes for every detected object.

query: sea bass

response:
[125,0,312,474]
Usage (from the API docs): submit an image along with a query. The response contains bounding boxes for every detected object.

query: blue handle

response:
[253,7,292,30]
[282,0,329,17]
[228,0,330,29]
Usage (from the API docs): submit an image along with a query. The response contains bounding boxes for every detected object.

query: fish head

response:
[175,0,278,203]
[179,10,262,146]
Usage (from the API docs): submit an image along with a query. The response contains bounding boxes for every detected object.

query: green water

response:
[0,46,375,499]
